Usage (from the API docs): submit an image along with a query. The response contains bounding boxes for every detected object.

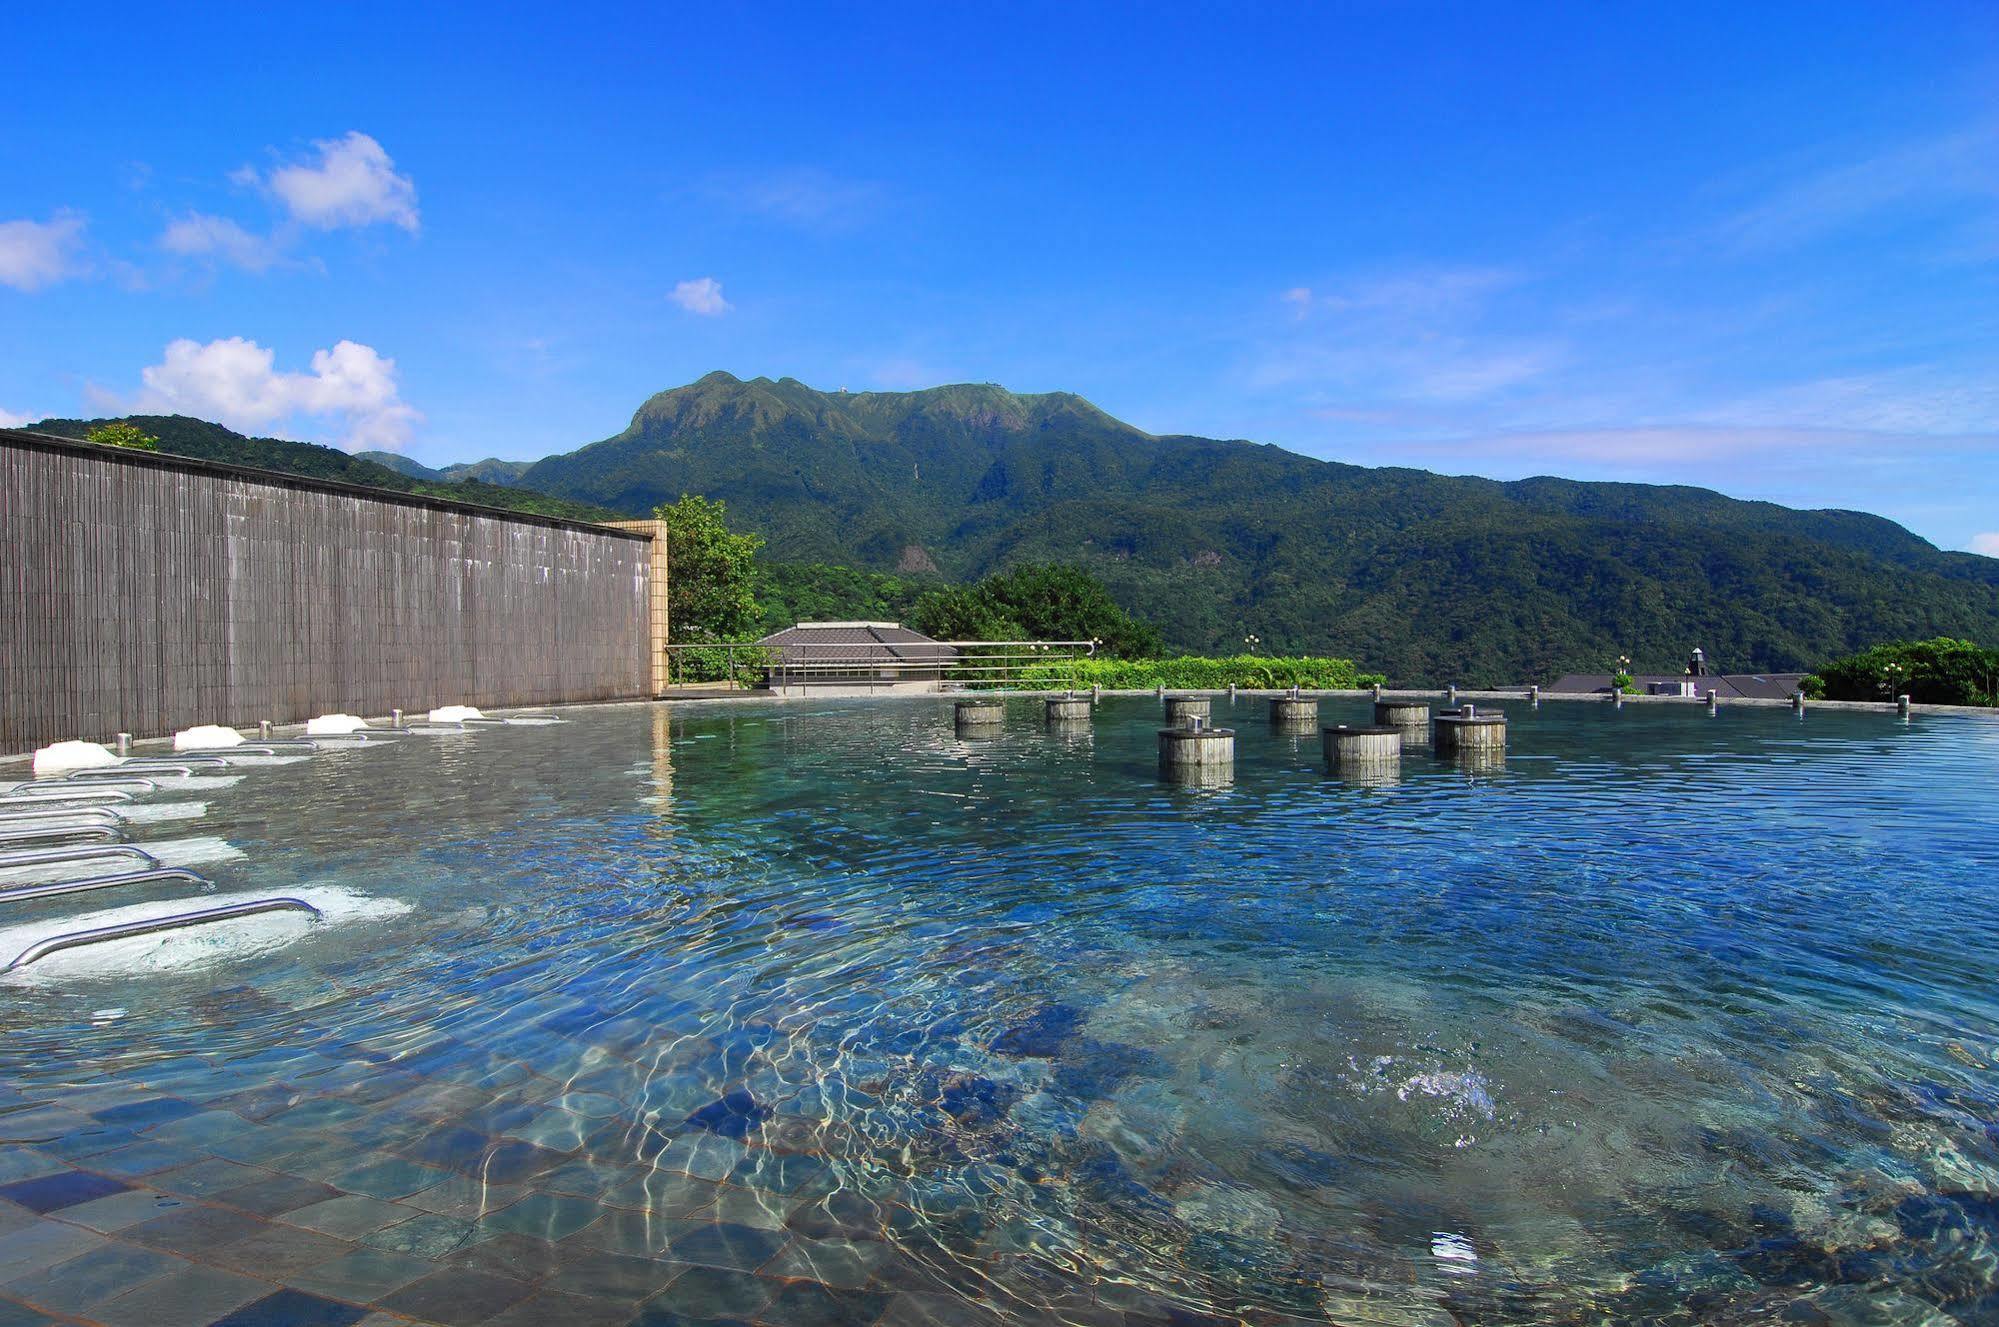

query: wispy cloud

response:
[669,277,732,316]
[1971,533,1999,557]
[1714,125,1999,254]
[0,211,87,291]
[0,406,39,428]
[120,336,421,451]
[159,213,286,273]
[1251,265,1563,411]
[701,167,885,229]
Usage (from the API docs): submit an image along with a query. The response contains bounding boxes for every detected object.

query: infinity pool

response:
[2,697,1996,1325]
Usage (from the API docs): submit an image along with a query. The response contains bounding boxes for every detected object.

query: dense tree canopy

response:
[654,494,764,644]
[1809,638,1998,706]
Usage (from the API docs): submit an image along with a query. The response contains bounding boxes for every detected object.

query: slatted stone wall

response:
[0,430,653,753]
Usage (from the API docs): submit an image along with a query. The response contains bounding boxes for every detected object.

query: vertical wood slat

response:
[0,433,653,753]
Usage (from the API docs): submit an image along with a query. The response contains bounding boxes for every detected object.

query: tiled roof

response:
[755,623,959,664]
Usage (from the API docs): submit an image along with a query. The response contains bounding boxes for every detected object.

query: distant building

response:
[1548,648,1807,700]
[756,622,959,697]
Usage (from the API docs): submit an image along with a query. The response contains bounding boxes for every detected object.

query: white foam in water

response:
[0,836,249,887]
[0,885,411,985]
[173,725,244,751]
[428,705,485,723]
[32,742,118,778]
[306,713,371,735]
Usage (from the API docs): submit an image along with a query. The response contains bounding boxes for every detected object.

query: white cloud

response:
[1971,533,1999,557]
[0,212,87,291]
[670,277,732,316]
[159,213,283,272]
[251,132,419,232]
[132,336,421,451]
[0,407,38,428]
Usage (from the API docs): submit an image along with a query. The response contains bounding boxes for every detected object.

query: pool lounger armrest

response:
[0,844,160,872]
[0,806,123,826]
[1,897,322,974]
[0,824,124,846]
[0,868,212,905]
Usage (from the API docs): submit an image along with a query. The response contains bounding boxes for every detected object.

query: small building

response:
[756,622,960,697]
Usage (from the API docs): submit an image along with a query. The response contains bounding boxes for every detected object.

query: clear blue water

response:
[4,697,1998,1324]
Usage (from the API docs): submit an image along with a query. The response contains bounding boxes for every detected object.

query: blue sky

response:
[5,3,1996,553]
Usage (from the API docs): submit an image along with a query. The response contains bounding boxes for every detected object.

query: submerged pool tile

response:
[472,1191,599,1242]
[122,1202,269,1254]
[363,1211,476,1259]
[377,1266,533,1325]
[479,1288,633,1327]
[544,1247,680,1303]
[664,1221,787,1273]
[282,1195,408,1240]
[765,1236,890,1289]
[444,1230,569,1280]
[288,1245,436,1303]
[92,1097,205,1131]
[57,1186,185,1232]
[638,1263,773,1320]
[212,1174,343,1217]
[91,1262,271,1327]
[404,1125,492,1171]
[0,1219,104,1281]
[0,1169,131,1214]
[213,1221,355,1277]
[152,1157,267,1198]
[2,1238,182,1313]
[760,1280,893,1327]
[0,1299,62,1327]
[86,1139,206,1179]
[475,1140,571,1185]
[208,1287,370,1327]
[0,1153,62,1187]
[398,1174,528,1220]
[332,1157,450,1201]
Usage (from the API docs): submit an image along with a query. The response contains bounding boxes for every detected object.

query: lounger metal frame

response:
[0,844,159,872]
[0,823,124,846]
[0,868,212,906]
[1,897,322,974]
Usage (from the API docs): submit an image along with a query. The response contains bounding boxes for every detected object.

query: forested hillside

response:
[521,374,1999,683]
[32,416,619,524]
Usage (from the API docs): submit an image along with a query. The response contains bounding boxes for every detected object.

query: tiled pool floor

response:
[0,1024,1267,1326]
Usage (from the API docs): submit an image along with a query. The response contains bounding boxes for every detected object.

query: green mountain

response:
[358,451,534,488]
[33,416,621,525]
[521,372,1999,683]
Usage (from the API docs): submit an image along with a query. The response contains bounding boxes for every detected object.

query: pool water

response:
[2,696,1997,1326]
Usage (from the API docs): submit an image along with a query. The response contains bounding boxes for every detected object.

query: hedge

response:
[1011,654,1383,691]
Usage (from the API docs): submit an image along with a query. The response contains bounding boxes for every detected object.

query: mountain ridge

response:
[517,372,1999,682]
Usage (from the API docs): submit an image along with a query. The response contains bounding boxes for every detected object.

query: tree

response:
[1811,637,1997,706]
[912,563,1163,658]
[653,494,764,643]
[85,422,159,452]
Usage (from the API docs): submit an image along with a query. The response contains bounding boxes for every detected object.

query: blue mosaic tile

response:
[685,1091,772,1141]
[207,1287,369,1327]
[93,1098,206,1131]
[0,1170,132,1214]
[2,1239,182,1313]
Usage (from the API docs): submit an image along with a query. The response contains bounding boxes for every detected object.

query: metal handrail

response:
[0,806,122,826]
[0,824,124,846]
[42,778,159,795]
[0,788,135,807]
[9,779,145,799]
[0,844,159,872]
[68,767,198,781]
[178,743,317,756]
[0,868,211,905]
[0,897,323,974]
[116,756,229,770]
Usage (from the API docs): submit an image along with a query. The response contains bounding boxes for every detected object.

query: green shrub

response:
[1013,654,1382,691]
[1812,637,1997,706]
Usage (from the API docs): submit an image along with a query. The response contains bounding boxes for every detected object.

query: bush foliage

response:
[1809,637,1998,706]
[1014,654,1383,691]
